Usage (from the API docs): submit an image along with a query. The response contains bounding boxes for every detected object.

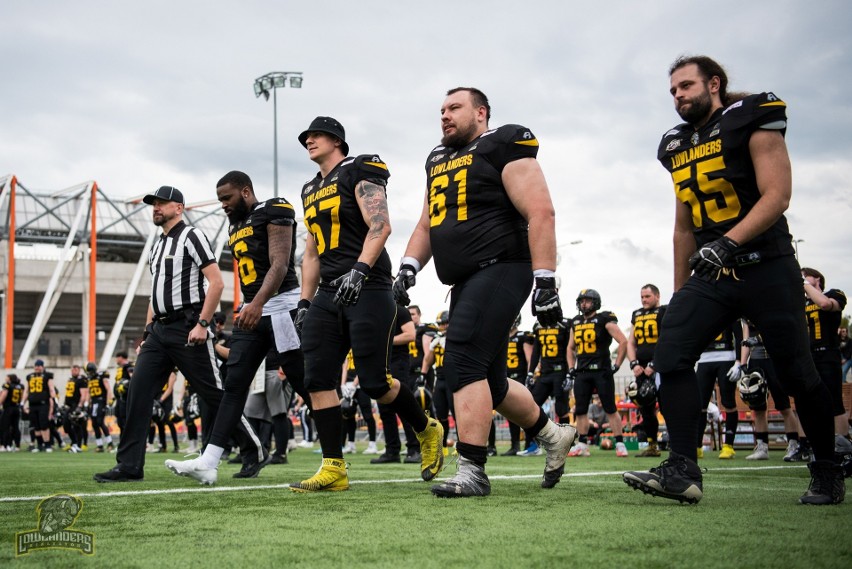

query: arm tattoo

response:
[357,181,390,241]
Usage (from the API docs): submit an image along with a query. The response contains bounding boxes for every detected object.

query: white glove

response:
[341,383,357,399]
[726,362,743,383]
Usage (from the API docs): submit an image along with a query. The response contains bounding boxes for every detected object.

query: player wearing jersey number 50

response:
[623,56,843,505]
[289,116,444,493]
[393,88,577,497]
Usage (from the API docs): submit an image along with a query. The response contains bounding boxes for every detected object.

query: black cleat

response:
[404,452,422,464]
[270,454,288,465]
[233,451,272,479]
[800,460,845,505]
[623,452,703,504]
[93,466,143,483]
[501,446,520,457]
[370,453,401,464]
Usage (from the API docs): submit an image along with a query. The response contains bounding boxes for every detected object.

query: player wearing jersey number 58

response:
[289,116,443,493]
[393,88,577,497]
[623,56,843,505]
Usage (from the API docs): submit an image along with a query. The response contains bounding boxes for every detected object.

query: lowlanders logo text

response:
[15,494,94,556]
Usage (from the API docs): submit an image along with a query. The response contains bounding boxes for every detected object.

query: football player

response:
[626,284,666,457]
[504,315,534,455]
[85,363,114,453]
[113,352,132,435]
[393,88,577,496]
[419,311,453,452]
[23,359,55,452]
[527,314,571,432]
[62,364,89,453]
[0,373,25,451]
[624,55,842,505]
[289,116,443,492]
[567,289,629,457]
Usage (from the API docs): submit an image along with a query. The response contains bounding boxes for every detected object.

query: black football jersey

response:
[228,198,299,303]
[430,334,447,381]
[301,154,393,287]
[26,371,52,404]
[409,324,437,369]
[805,289,847,351]
[87,373,108,401]
[2,380,24,407]
[631,305,667,363]
[531,321,570,374]
[425,124,537,284]
[64,374,87,407]
[703,328,736,353]
[658,93,795,258]
[507,331,534,379]
[570,312,618,370]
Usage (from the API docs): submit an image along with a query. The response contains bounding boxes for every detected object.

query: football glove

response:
[562,369,576,393]
[531,277,562,327]
[331,262,370,306]
[414,373,426,388]
[293,299,311,335]
[726,361,743,383]
[688,236,739,278]
[525,372,535,389]
[741,336,760,348]
[341,383,357,399]
[611,363,621,373]
[392,264,417,306]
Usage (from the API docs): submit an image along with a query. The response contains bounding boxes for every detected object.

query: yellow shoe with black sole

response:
[415,418,444,481]
[290,458,349,493]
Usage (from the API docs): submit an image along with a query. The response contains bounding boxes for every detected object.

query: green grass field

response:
[1,444,849,568]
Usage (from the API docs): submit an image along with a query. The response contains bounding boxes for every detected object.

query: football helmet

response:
[737,367,768,408]
[436,310,450,326]
[69,407,88,421]
[627,375,657,407]
[414,385,433,416]
[576,289,601,315]
[85,362,98,376]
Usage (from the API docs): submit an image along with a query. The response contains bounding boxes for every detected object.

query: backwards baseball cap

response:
[34,359,45,367]
[298,116,349,156]
[143,185,185,205]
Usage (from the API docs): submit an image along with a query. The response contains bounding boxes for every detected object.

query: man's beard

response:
[153,212,173,227]
[441,121,477,148]
[227,199,251,224]
[677,88,713,125]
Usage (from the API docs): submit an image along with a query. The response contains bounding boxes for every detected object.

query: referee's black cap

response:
[143,186,185,205]
[298,116,349,156]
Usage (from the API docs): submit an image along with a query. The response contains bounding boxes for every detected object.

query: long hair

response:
[669,55,750,106]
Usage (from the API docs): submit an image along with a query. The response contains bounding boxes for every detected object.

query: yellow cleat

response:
[443,447,449,457]
[696,447,704,459]
[289,458,349,493]
[718,444,736,459]
[415,418,444,481]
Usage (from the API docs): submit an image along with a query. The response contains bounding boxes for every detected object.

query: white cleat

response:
[165,457,218,485]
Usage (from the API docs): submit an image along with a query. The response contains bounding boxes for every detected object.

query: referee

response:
[94,186,264,482]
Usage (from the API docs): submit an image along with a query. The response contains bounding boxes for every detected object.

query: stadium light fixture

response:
[253,71,303,197]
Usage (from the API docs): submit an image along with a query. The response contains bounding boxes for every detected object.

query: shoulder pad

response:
[262,198,296,223]
[353,154,390,183]
[2,382,9,390]
[722,92,787,132]
[828,289,848,308]
[600,311,618,323]
[493,124,539,149]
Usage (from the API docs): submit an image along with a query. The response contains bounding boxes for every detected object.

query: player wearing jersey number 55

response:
[623,56,843,505]
[289,116,443,493]
[393,88,577,497]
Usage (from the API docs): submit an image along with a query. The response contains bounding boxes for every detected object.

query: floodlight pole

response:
[254,72,303,198]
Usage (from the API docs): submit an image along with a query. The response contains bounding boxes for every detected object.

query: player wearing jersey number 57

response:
[393,88,576,497]
[623,56,843,505]
[289,116,443,493]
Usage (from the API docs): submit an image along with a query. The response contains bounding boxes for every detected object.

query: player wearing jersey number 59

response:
[289,116,443,493]
[623,56,843,505]
[394,88,576,497]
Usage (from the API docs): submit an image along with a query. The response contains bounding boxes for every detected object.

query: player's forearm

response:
[672,228,694,291]
[527,211,557,272]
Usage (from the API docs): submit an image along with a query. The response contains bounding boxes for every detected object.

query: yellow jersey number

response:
[429,169,468,227]
[634,319,660,345]
[538,333,559,358]
[507,342,519,369]
[304,195,341,255]
[65,381,75,398]
[574,328,597,355]
[671,156,741,228]
[89,382,103,398]
[29,377,44,394]
[232,241,257,287]
[807,310,822,341]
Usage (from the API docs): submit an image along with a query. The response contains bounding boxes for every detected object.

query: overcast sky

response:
[3,1,851,330]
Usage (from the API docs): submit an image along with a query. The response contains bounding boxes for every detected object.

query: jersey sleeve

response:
[722,92,787,135]
[827,289,848,310]
[485,124,539,170]
[601,311,618,325]
[263,197,297,226]
[186,227,217,268]
[353,154,391,186]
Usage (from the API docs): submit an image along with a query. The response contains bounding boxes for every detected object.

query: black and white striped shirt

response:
[149,221,216,317]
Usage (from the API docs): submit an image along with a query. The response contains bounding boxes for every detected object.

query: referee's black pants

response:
[116,319,263,476]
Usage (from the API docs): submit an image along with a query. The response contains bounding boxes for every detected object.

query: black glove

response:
[330,262,370,306]
[293,299,311,335]
[611,363,621,373]
[392,264,417,306]
[562,369,576,393]
[525,372,535,389]
[741,336,760,348]
[414,373,426,388]
[531,277,562,327]
[688,236,739,278]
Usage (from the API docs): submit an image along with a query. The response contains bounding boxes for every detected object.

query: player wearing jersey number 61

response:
[393,88,577,497]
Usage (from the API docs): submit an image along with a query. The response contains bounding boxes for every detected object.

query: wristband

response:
[400,256,421,273]
[629,360,640,369]
[353,261,371,274]
[533,269,556,279]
